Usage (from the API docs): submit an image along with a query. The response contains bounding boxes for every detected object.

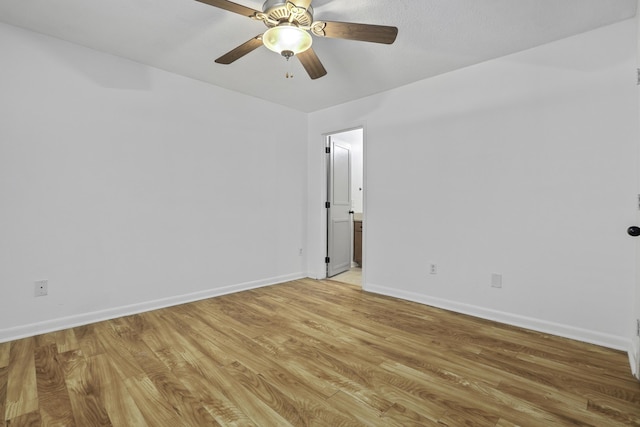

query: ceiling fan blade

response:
[195,0,260,18]
[316,21,398,44]
[215,35,263,64]
[297,48,327,80]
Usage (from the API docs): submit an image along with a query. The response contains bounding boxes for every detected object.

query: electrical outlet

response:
[429,264,437,275]
[637,319,640,337]
[491,273,502,288]
[35,280,48,297]
[299,248,303,256]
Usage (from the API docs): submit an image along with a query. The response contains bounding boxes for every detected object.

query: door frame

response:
[632,0,640,380]
[321,126,366,284]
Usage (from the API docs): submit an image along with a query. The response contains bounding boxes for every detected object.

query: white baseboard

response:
[0,272,305,344]
[364,282,630,352]
[630,340,640,380]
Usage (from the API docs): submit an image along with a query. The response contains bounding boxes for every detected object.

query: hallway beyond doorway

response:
[330,267,362,286]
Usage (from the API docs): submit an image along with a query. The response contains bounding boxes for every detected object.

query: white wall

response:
[0,23,308,341]
[2,18,637,354]
[308,19,639,350]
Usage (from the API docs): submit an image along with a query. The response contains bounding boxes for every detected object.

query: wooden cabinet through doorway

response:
[354,220,362,266]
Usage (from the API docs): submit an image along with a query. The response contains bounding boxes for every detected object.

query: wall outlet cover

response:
[429,264,437,275]
[491,273,503,288]
[35,280,48,297]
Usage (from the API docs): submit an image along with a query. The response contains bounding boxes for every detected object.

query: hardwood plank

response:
[4,338,38,420]
[380,359,603,426]
[195,358,293,426]
[437,409,500,427]
[34,344,76,426]
[73,324,105,357]
[61,350,112,426]
[381,402,441,427]
[34,333,56,349]
[0,343,10,369]
[496,380,607,425]
[325,390,403,427]
[122,376,181,426]
[225,360,308,426]
[169,356,249,426]
[284,356,394,416]
[91,320,183,426]
[53,329,79,353]
[0,278,638,426]
[109,324,220,426]
[91,354,148,427]
[376,360,505,425]
[586,395,640,425]
[144,309,229,366]
[0,367,7,427]
[477,345,640,411]
[248,350,340,400]
[377,388,446,425]
[377,331,608,423]
[91,321,147,382]
[516,351,640,403]
[4,410,42,426]
[250,367,364,426]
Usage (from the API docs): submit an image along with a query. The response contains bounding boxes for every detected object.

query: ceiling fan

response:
[196,0,398,79]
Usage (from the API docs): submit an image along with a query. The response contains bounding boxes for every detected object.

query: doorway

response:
[325,127,364,286]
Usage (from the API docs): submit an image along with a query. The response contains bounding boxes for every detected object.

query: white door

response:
[633,8,640,380]
[327,137,351,277]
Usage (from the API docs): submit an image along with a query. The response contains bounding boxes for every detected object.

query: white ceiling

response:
[0,0,637,112]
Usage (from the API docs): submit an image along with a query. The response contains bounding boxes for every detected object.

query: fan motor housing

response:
[262,0,314,27]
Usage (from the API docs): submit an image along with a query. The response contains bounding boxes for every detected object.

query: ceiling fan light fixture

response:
[262,23,312,56]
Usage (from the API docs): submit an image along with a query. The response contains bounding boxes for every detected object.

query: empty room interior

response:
[1,0,640,425]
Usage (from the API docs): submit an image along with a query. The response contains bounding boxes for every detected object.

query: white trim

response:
[0,272,305,344]
[319,125,366,281]
[361,126,367,288]
[630,338,640,380]
[364,282,630,351]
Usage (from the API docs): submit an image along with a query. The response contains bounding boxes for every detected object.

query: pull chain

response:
[285,56,294,79]
[282,50,294,79]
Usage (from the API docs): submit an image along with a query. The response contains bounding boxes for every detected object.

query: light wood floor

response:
[1,278,639,426]
[331,267,362,286]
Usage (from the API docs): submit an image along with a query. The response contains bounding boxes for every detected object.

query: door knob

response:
[628,226,640,237]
